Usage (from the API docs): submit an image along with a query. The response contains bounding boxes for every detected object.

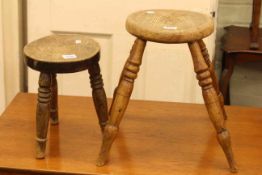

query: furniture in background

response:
[24,34,108,159]
[220,0,262,104]
[97,10,237,172]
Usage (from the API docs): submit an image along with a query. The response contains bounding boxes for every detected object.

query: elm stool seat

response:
[24,34,108,159]
[97,10,237,173]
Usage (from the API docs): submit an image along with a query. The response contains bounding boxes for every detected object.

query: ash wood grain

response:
[100,9,235,172]
[97,38,146,166]
[198,40,227,120]
[188,42,236,172]
[126,10,214,43]
[1,93,262,175]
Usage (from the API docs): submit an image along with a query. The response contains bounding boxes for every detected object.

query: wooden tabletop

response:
[0,93,262,175]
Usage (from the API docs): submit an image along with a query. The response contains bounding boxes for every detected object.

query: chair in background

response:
[220,0,262,104]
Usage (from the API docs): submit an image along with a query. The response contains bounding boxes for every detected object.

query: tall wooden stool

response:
[24,34,108,159]
[97,10,237,172]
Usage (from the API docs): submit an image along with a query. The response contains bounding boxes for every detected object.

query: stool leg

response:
[50,73,59,125]
[198,40,227,120]
[88,61,108,131]
[220,53,234,105]
[97,38,147,166]
[188,41,237,173]
[36,72,51,159]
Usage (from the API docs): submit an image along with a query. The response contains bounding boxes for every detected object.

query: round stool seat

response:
[126,10,214,43]
[24,34,100,73]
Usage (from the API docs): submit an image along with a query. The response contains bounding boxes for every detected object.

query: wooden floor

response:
[0,93,262,175]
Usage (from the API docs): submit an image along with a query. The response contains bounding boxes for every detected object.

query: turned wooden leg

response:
[88,60,108,131]
[50,73,59,125]
[97,38,147,166]
[198,40,227,120]
[36,72,51,159]
[188,42,237,173]
[220,53,235,105]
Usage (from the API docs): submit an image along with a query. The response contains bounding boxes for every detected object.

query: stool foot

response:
[97,38,146,166]
[97,124,118,166]
[189,41,236,172]
[220,54,234,105]
[36,72,51,159]
[50,73,59,125]
[217,130,238,173]
[36,137,47,159]
[88,61,108,131]
[50,113,59,125]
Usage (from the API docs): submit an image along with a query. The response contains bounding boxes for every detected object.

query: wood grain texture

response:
[24,34,108,160]
[188,42,236,172]
[88,61,108,131]
[100,9,235,172]
[1,93,262,175]
[126,10,214,43]
[97,38,146,166]
[198,40,227,120]
[24,34,100,73]
[36,73,51,159]
[50,73,58,125]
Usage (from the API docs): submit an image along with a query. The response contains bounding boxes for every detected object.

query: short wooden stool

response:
[97,10,237,172]
[24,34,108,159]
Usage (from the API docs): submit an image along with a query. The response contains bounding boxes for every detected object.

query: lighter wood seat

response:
[97,10,237,173]
[24,34,108,159]
[126,10,214,43]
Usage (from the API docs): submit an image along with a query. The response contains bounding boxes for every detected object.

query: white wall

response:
[0,0,23,113]
[0,0,6,114]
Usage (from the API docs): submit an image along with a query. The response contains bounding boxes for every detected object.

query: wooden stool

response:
[97,10,237,172]
[24,34,108,159]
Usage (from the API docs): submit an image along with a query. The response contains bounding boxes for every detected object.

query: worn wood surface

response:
[198,40,227,120]
[50,73,58,125]
[36,73,52,159]
[88,61,108,131]
[24,34,100,73]
[126,10,214,43]
[1,93,262,175]
[100,9,235,172]
[24,34,108,159]
[97,38,146,166]
[188,42,236,172]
